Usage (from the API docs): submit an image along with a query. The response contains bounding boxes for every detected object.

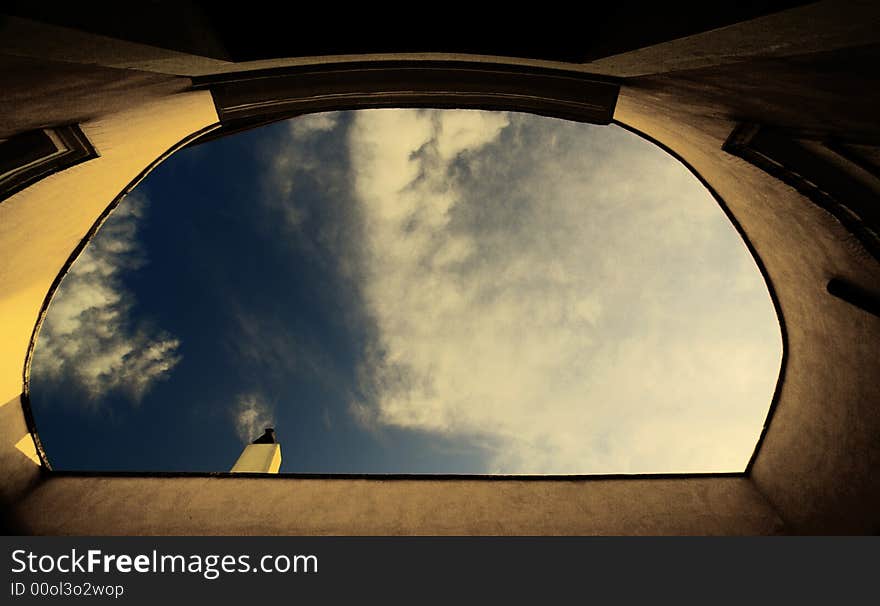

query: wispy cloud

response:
[35,193,181,404]
[343,109,781,473]
[262,111,358,268]
[289,111,340,138]
[232,393,275,443]
[224,302,339,387]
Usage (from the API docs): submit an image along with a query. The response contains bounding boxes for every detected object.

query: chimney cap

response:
[252,427,277,444]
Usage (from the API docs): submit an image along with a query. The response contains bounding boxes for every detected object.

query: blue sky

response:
[29,109,782,474]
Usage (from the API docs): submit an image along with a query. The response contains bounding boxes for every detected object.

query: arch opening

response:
[26,108,783,474]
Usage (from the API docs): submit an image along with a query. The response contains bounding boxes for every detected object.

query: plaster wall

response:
[17,476,782,535]
[0,91,219,510]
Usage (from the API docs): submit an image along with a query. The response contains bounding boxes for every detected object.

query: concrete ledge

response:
[13,475,784,536]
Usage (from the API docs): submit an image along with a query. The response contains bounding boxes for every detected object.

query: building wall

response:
[18,476,782,536]
[0,90,218,515]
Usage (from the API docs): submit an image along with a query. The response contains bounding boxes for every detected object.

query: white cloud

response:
[232,393,275,443]
[344,109,782,473]
[35,193,181,404]
[289,111,340,138]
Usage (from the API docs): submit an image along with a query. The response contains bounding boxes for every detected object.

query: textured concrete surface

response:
[16,476,783,536]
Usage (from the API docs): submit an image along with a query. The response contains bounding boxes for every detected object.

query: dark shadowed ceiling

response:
[4,1,812,63]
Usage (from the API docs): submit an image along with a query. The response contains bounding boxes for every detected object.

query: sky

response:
[28,109,782,474]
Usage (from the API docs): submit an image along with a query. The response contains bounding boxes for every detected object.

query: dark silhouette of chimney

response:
[252,428,276,444]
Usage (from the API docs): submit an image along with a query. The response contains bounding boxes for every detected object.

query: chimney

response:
[230,427,282,473]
